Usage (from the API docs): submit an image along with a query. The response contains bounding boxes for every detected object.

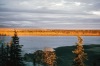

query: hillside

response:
[24,44,100,66]
[55,44,100,66]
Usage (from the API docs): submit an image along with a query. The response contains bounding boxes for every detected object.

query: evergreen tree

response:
[0,38,7,66]
[6,43,10,66]
[33,50,44,66]
[0,43,4,66]
[8,30,23,66]
[0,32,23,66]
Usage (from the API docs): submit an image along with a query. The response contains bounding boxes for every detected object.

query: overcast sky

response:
[0,0,100,29]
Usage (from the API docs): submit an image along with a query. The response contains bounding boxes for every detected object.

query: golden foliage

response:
[73,36,87,66]
[33,50,56,66]
[43,51,56,66]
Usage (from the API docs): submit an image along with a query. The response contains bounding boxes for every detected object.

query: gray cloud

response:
[0,0,100,29]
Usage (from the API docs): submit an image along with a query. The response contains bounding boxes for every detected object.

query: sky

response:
[0,0,100,29]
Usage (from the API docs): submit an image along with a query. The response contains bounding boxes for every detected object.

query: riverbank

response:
[0,28,100,36]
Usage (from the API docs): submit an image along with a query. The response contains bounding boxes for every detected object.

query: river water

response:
[0,36,100,66]
[2,36,100,53]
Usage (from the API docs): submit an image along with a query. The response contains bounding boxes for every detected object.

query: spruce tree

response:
[9,30,23,66]
[0,38,7,66]
[33,50,44,66]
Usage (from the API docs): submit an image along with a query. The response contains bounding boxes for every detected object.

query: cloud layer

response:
[0,0,100,29]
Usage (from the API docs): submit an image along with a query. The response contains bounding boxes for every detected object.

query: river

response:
[2,36,100,53]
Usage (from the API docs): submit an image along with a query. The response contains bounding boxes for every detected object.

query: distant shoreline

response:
[0,28,100,36]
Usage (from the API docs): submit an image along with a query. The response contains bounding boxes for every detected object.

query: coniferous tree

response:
[0,31,23,66]
[0,38,3,66]
[8,30,23,66]
[6,43,10,65]
[33,50,44,66]
[0,38,7,66]
[7,31,23,66]
[0,43,4,66]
